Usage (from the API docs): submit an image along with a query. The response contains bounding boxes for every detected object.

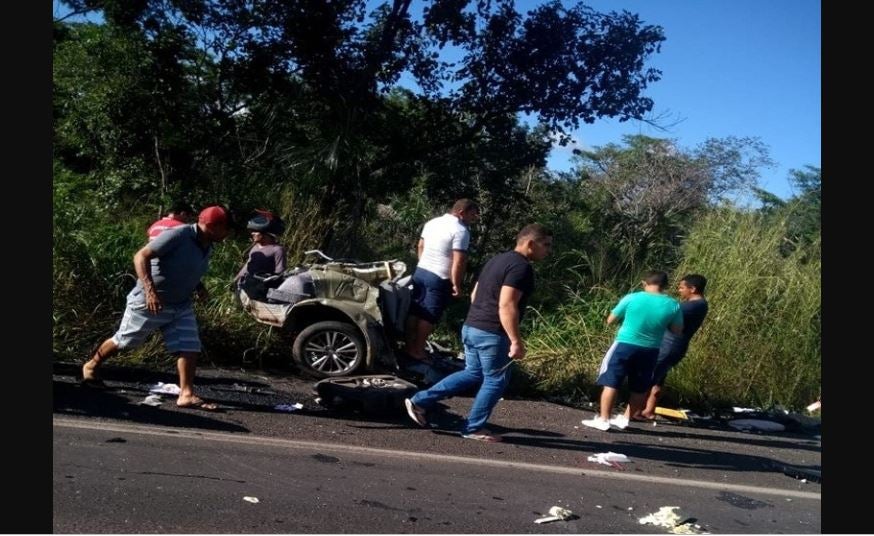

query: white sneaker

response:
[609,414,629,430]
[581,416,611,431]
[404,398,427,427]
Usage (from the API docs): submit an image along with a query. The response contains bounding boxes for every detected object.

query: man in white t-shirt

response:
[404,199,480,362]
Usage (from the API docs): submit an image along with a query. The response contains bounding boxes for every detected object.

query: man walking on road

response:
[81,205,232,410]
[404,198,480,363]
[405,224,553,442]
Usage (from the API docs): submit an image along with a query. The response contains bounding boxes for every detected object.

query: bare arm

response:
[133,245,162,313]
[416,238,424,259]
[499,285,526,359]
[450,250,467,297]
[606,313,619,325]
[470,282,478,303]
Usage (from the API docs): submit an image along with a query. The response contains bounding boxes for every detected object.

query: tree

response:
[56,0,667,246]
[570,135,773,278]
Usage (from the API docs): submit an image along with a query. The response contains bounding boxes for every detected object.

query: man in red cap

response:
[82,206,232,410]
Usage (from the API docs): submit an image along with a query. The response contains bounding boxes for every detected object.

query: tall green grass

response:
[668,209,821,410]
[54,167,820,410]
[520,287,619,403]
[519,208,820,411]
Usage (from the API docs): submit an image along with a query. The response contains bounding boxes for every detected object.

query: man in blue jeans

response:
[404,224,553,442]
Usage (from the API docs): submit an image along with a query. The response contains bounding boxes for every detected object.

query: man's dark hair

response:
[643,270,669,290]
[516,223,553,244]
[681,274,707,294]
[451,198,479,214]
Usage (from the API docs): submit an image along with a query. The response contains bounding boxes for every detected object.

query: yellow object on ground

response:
[654,407,689,420]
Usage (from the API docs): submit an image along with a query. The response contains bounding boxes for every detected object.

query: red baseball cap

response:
[198,205,228,225]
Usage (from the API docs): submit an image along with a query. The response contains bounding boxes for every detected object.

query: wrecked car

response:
[238,250,461,380]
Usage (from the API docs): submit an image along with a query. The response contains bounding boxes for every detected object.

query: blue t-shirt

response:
[611,291,683,348]
[661,298,709,353]
[128,224,212,305]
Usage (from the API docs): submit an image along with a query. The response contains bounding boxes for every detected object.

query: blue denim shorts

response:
[409,267,452,324]
[596,341,659,393]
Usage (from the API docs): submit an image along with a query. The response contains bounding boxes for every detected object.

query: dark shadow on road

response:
[496,432,820,483]
[53,361,820,486]
[611,423,822,452]
[53,381,250,433]
[53,361,272,391]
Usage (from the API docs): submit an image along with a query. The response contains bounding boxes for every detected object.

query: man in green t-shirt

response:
[582,271,683,432]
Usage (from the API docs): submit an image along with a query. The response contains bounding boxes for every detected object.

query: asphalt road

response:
[53,362,821,533]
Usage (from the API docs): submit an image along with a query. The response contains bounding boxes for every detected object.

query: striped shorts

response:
[111,299,202,353]
[596,341,659,393]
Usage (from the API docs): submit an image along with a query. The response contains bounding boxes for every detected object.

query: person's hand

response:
[451,284,462,298]
[144,286,163,314]
[196,285,210,303]
[508,340,526,360]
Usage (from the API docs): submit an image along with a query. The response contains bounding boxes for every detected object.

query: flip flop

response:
[177,399,220,412]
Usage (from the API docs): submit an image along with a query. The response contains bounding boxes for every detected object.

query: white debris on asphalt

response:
[149,382,181,395]
[243,496,259,503]
[638,506,708,534]
[534,506,574,524]
[274,403,304,412]
[139,394,164,407]
[587,452,631,466]
[639,506,682,528]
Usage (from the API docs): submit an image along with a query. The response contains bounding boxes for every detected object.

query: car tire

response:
[293,321,366,378]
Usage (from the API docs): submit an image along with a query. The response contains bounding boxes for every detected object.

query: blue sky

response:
[545,0,821,199]
[54,0,820,199]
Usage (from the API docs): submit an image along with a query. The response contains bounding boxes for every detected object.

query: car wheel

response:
[293,321,365,378]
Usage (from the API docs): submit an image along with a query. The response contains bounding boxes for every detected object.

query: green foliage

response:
[566,135,773,283]
[53,161,149,357]
[52,3,819,410]
[519,287,619,402]
[667,208,821,410]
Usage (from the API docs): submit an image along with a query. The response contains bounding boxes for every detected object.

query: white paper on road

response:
[139,394,164,406]
[149,382,181,395]
[274,403,304,412]
[243,496,259,503]
[534,506,573,524]
[587,452,631,466]
[639,506,709,534]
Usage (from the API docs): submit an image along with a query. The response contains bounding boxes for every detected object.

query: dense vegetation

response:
[53,1,820,410]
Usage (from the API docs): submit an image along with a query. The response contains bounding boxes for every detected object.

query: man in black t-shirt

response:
[404,224,554,442]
